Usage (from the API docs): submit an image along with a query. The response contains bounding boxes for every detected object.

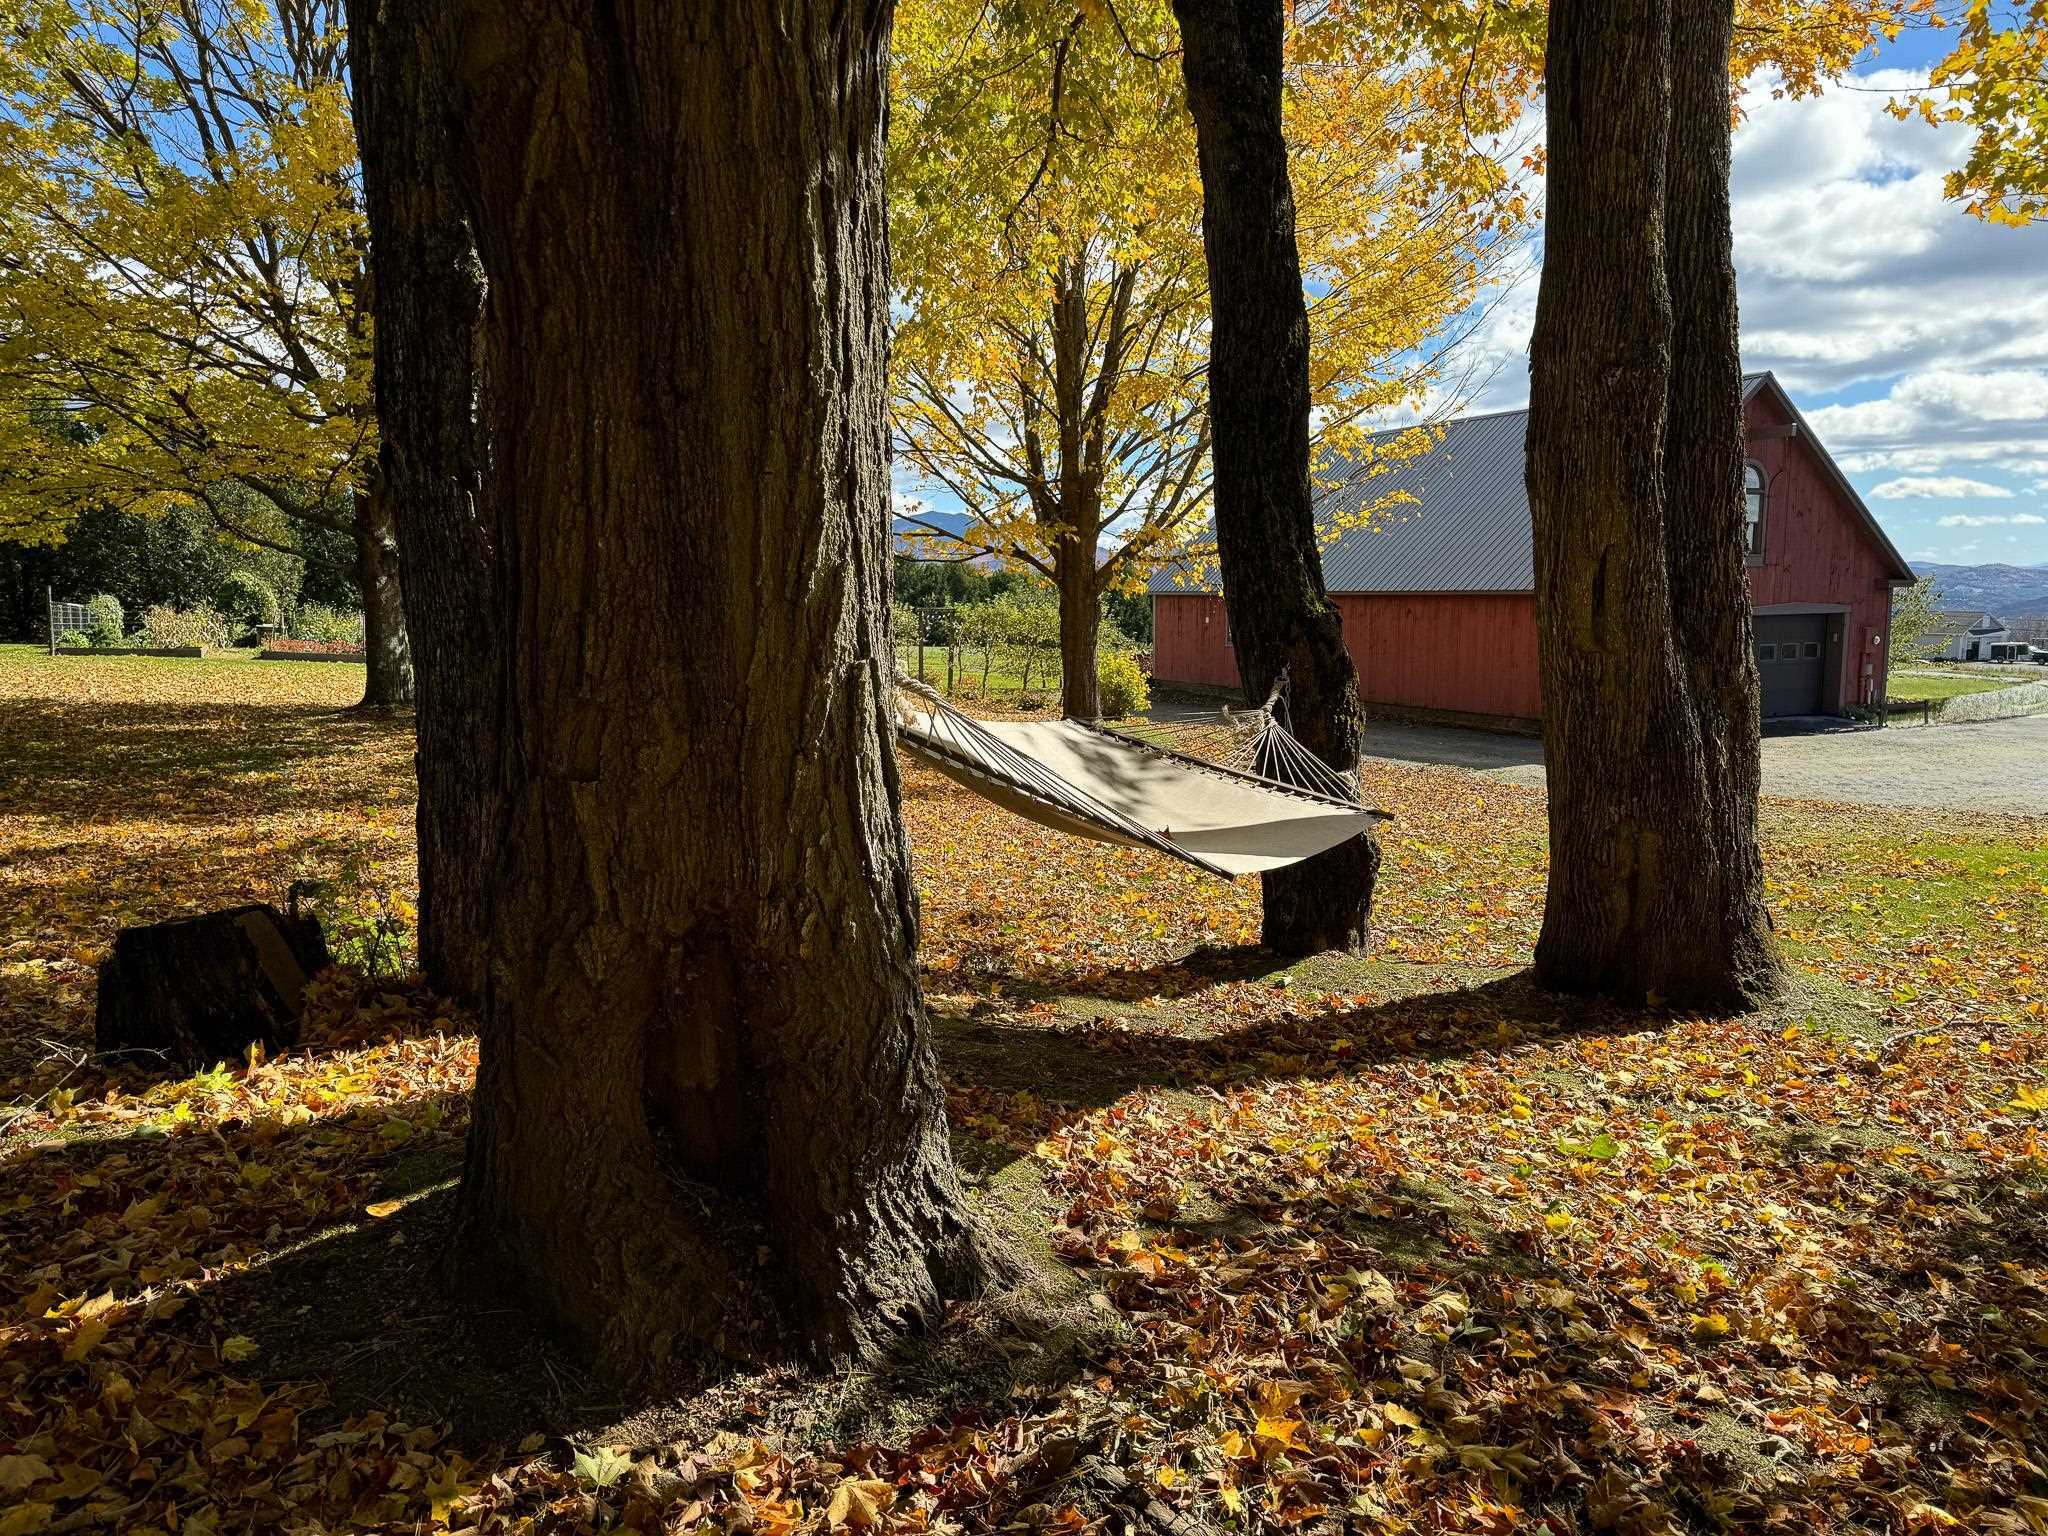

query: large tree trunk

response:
[346,0,498,1002]
[351,486,415,709]
[1523,0,1781,1011]
[1057,546,1102,718]
[1659,0,1782,1003]
[1172,0,1379,956]
[352,0,989,1380]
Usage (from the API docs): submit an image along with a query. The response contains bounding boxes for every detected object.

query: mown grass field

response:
[894,643,1063,700]
[1888,668,2029,703]
[1,643,2044,1535]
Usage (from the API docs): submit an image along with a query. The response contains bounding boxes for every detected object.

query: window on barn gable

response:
[1743,463,1767,560]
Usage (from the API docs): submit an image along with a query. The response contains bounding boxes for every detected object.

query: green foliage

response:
[83,593,123,647]
[137,605,232,651]
[217,571,282,630]
[987,585,1061,650]
[896,582,1151,700]
[1105,588,1153,644]
[0,500,325,641]
[1096,651,1151,719]
[288,604,366,647]
[1889,576,1944,670]
[894,556,1014,608]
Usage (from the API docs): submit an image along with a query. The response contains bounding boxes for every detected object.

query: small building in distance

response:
[1917,610,2016,662]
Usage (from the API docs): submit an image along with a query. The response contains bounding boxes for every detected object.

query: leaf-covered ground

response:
[0,644,2043,1535]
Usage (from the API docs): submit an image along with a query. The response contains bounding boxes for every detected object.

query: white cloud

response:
[1399,56,2048,562]
[2018,513,2047,525]
[1871,475,2015,500]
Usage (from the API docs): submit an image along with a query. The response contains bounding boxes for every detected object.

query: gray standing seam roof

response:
[1147,371,1907,597]
[1149,405,1541,597]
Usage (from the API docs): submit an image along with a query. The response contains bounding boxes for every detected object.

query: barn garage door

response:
[1756,614,1827,718]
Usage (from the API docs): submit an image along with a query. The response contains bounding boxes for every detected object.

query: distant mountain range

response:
[892,509,1007,570]
[893,509,981,552]
[1911,562,2048,617]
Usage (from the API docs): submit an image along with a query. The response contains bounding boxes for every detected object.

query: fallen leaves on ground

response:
[0,647,2043,1534]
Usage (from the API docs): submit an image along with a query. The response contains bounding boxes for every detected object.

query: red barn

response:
[1148,372,1916,726]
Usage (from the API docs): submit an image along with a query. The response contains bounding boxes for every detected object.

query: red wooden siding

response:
[1151,591,1544,722]
[1742,391,1896,711]
[1341,594,1542,721]
[1151,588,1241,689]
[1149,392,1897,720]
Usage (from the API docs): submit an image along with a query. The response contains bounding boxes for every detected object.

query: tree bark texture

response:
[351,0,988,1380]
[1057,546,1102,718]
[1523,0,1782,1011]
[1173,0,1380,956]
[352,484,416,708]
[346,0,498,1001]
[1661,0,1782,1004]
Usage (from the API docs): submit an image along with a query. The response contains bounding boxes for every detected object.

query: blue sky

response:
[1452,26,2048,569]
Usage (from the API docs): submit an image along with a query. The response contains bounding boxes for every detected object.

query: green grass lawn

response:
[895,643,1059,696]
[1887,668,2024,702]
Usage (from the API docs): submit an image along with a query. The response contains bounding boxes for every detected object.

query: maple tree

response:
[1171,0,1382,958]
[350,0,989,1380]
[1523,0,1782,1011]
[0,0,413,706]
[1909,0,2048,224]
[889,0,1532,718]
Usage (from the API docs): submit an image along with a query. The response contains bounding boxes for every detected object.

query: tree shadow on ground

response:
[0,830,424,1088]
[0,697,411,822]
[1103,1137,2048,1531]
[12,929,2025,1532]
[934,966,1659,1131]
[5,1049,1109,1464]
[177,1127,1113,1454]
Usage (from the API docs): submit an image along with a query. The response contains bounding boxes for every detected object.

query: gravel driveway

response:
[1355,713,2048,814]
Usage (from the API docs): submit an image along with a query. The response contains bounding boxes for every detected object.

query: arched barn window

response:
[1743,462,1767,559]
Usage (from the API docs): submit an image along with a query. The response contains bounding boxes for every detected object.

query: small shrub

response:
[85,593,125,647]
[288,603,366,647]
[299,882,415,983]
[1097,651,1151,718]
[138,603,232,650]
[218,570,282,630]
[56,629,92,649]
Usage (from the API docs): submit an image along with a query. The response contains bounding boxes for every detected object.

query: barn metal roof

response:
[1146,404,1536,596]
[1147,371,1910,596]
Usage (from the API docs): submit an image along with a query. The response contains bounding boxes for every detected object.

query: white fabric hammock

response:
[893,684,1387,879]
